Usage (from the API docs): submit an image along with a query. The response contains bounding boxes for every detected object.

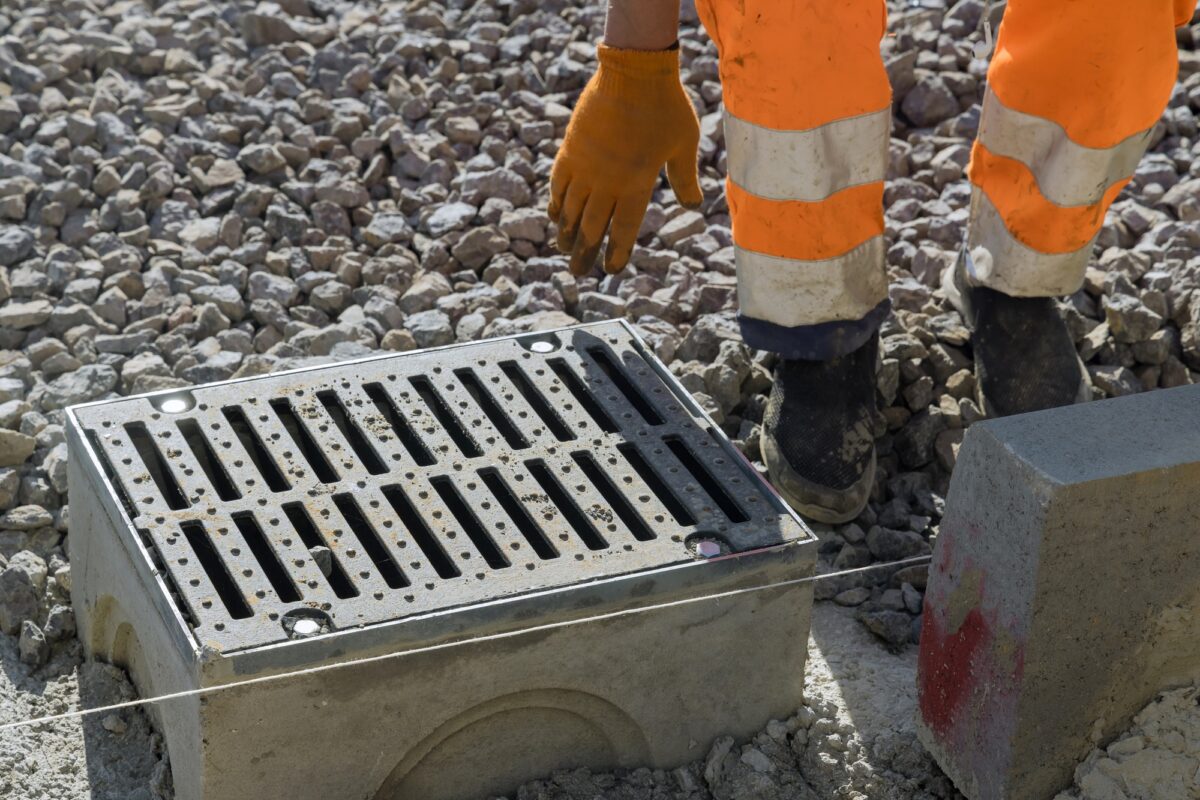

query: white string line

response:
[0,554,932,734]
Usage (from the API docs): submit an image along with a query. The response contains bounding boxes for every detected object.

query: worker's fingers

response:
[569,193,616,277]
[548,158,571,221]
[604,188,653,274]
[555,181,589,254]
[666,148,703,210]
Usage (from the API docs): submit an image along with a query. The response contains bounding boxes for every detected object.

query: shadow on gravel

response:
[78,660,172,800]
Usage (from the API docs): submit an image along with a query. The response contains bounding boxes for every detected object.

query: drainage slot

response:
[548,358,617,433]
[455,369,528,450]
[526,460,607,551]
[179,521,252,620]
[431,477,509,569]
[85,429,139,519]
[332,494,407,589]
[381,485,460,579]
[317,390,386,474]
[572,452,656,542]
[177,419,240,501]
[363,382,435,466]
[232,512,302,603]
[145,528,199,629]
[125,422,189,510]
[500,361,574,442]
[479,469,558,559]
[707,427,787,512]
[282,503,358,599]
[587,346,664,425]
[222,406,289,492]
[664,436,749,523]
[628,333,705,418]
[409,376,481,457]
[271,398,338,483]
[617,443,696,526]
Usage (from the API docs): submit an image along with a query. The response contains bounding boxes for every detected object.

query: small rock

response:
[309,546,332,577]
[239,143,286,175]
[0,430,37,467]
[102,713,129,735]
[18,620,49,666]
[833,587,872,607]
[857,609,913,650]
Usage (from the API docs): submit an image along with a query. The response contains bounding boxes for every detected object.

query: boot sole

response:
[940,261,1092,416]
[760,427,875,525]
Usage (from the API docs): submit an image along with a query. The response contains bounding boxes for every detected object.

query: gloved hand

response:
[549,43,703,276]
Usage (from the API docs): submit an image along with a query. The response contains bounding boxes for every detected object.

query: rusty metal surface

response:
[68,321,810,653]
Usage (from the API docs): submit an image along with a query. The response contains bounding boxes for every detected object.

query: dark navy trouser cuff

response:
[738,299,890,361]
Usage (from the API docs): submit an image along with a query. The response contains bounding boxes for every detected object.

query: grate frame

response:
[67,321,811,654]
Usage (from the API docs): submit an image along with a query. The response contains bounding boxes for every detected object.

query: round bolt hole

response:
[282,608,334,639]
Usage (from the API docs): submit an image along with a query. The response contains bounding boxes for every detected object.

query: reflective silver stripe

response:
[977,88,1152,208]
[724,108,890,202]
[966,187,1092,298]
[736,236,887,327]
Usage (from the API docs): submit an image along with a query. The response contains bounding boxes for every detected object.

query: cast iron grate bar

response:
[381,484,460,579]
[664,436,749,523]
[85,429,139,519]
[179,521,252,619]
[548,358,617,433]
[144,527,199,629]
[333,493,408,589]
[572,452,656,542]
[478,469,558,559]
[282,503,358,599]
[317,390,387,475]
[499,361,574,442]
[616,442,697,526]
[231,512,302,602]
[222,406,290,491]
[587,346,664,425]
[177,419,241,501]
[455,369,529,450]
[431,476,510,569]
[363,382,436,466]
[409,376,481,458]
[125,422,189,510]
[526,460,608,551]
[271,398,338,483]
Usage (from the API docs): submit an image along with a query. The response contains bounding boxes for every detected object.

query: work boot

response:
[760,335,878,524]
[942,250,1090,417]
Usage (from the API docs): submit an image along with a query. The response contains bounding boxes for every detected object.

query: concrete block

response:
[917,384,1200,800]
[67,321,816,800]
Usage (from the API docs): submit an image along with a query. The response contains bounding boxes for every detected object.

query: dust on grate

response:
[69,322,806,653]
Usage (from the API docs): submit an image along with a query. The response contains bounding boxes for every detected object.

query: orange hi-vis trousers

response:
[695,0,1195,360]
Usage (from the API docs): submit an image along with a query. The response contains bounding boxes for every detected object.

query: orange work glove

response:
[549,44,703,276]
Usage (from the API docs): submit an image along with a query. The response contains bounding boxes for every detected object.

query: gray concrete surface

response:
[67,321,817,800]
[917,384,1200,800]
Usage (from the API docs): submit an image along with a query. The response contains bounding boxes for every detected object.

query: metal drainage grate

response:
[70,321,805,653]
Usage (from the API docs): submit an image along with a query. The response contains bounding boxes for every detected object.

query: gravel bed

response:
[0,0,1197,796]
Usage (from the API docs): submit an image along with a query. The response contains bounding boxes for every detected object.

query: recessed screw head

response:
[696,540,722,558]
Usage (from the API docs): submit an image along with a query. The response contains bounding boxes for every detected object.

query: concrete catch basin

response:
[65,320,817,800]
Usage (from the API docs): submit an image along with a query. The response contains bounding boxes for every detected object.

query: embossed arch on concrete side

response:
[375,688,653,800]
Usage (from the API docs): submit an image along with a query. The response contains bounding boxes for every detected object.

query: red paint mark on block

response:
[918,608,989,737]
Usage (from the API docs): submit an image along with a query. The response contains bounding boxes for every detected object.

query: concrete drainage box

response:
[65,320,816,800]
